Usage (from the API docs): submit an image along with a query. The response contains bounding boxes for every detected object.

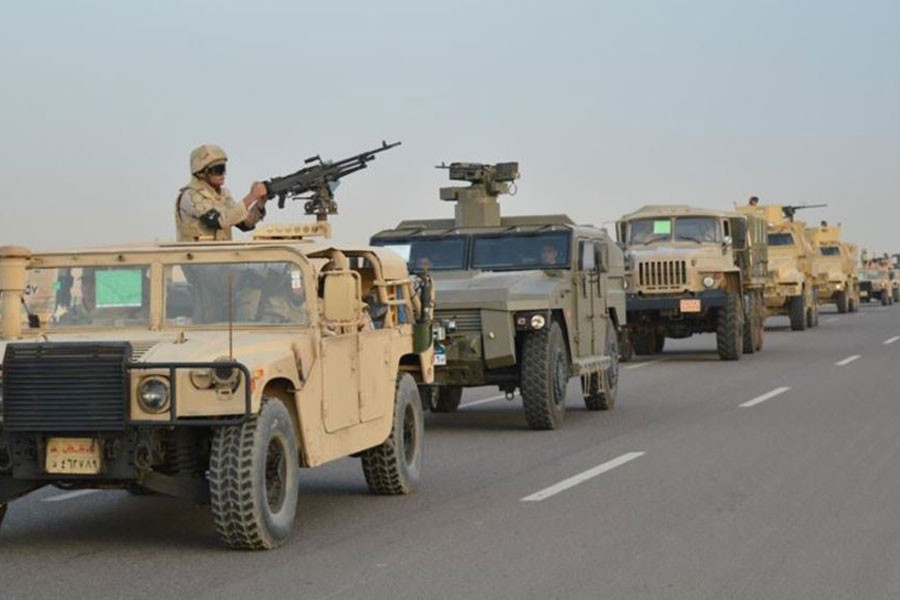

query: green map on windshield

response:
[653,220,672,235]
[96,269,143,308]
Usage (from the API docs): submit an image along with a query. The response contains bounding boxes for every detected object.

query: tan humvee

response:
[617,205,768,361]
[0,225,434,550]
[736,204,821,330]
[806,225,860,313]
[858,258,897,305]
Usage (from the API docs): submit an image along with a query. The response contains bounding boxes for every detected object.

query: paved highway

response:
[1,303,899,599]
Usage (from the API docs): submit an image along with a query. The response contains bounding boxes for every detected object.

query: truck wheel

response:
[209,398,300,550]
[742,293,757,354]
[521,320,569,430]
[584,327,619,411]
[881,291,890,306]
[618,330,634,363]
[361,374,424,495]
[716,294,743,361]
[836,290,849,314]
[653,334,665,354]
[789,294,807,331]
[432,386,462,413]
[632,331,656,356]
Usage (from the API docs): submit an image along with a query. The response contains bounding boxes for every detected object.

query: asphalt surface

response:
[2,302,899,600]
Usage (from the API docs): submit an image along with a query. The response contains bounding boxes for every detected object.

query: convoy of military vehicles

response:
[0,149,891,549]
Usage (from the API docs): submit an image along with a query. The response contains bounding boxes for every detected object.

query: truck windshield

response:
[627,217,719,244]
[471,232,571,270]
[859,269,883,281]
[768,233,794,246]
[374,237,468,272]
[165,262,308,326]
[820,247,841,256]
[23,266,151,328]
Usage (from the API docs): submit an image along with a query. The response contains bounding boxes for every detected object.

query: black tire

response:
[361,374,424,495]
[632,331,656,356]
[653,334,665,354]
[836,290,849,314]
[849,294,858,312]
[789,294,807,331]
[521,320,569,430]
[893,289,900,303]
[584,326,619,411]
[432,386,462,413]
[881,291,890,306]
[716,293,743,361]
[209,398,300,550]
[618,330,634,363]
[742,293,756,355]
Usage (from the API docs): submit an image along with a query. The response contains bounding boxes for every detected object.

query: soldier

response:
[175,144,269,242]
[541,243,561,266]
[748,196,759,206]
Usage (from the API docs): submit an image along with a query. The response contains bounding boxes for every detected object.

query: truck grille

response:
[435,309,482,332]
[2,342,130,432]
[638,260,688,290]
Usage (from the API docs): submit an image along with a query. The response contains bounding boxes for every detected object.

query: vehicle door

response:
[320,270,362,433]
[575,239,598,357]
[592,241,612,354]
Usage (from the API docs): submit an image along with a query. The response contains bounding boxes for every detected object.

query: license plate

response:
[680,299,701,313]
[45,438,102,475]
[434,350,447,366]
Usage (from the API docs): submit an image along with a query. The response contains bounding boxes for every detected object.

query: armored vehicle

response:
[371,162,626,431]
[617,205,768,361]
[807,224,860,313]
[737,204,821,331]
[0,224,435,549]
[858,261,895,305]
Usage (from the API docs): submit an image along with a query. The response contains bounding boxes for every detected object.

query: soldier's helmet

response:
[190,144,228,175]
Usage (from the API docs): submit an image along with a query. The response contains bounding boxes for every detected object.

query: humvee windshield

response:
[471,232,571,270]
[626,217,719,244]
[166,262,308,326]
[820,247,841,256]
[859,269,884,281]
[23,266,151,328]
[768,233,794,246]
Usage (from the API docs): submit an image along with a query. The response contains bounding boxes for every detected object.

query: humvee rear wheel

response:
[209,398,300,550]
[632,331,657,356]
[521,320,569,430]
[716,293,743,361]
[584,326,619,411]
[361,374,424,495]
[432,386,463,413]
[789,294,807,331]
[836,290,849,314]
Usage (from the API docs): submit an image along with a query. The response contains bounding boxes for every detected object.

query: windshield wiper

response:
[676,236,703,244]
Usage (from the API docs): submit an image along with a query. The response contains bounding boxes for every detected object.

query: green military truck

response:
[371,162,626,430]
[617,205,768,361]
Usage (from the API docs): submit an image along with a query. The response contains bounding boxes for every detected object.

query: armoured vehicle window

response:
[767,233,794,246]
[375,238,468,272]
[471,232,571,270]
[166,262,308,326]
[820,247,841,256]
[859,269,884,281]
[23,266,151,328]
[626,217,720,244]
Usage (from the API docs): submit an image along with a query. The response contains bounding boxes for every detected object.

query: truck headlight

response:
[702,275,716,288]
[138,377,170,413]
[530,314,546,329]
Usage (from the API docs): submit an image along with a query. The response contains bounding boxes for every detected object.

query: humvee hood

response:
[433,270,565,311]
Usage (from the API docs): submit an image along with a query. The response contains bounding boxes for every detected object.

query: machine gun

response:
[782,204,827,222]
[264,141,401,219]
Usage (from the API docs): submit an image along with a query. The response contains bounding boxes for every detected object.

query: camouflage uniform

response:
[175,177,266,242]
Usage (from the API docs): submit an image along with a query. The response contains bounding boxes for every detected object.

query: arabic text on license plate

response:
[434,352,447,366]
[45,437,102,475]
[680,299,701,313]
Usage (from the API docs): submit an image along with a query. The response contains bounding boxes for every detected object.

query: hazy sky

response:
[1,0,898,253]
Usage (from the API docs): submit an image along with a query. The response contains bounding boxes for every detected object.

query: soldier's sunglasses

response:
[206,164,227,175]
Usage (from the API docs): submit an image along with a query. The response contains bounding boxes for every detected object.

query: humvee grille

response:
[2,342,129,432]
[638,260,687,290]
[435,309,482,331]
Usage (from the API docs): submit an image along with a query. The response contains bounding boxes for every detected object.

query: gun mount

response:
[436,161,520,228]
[782,203,827,222]
[264,140,401,220]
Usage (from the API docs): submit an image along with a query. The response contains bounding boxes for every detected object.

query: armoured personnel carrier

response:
[0,148,436,549]
[617,205,768,361]
[371,162,626,430]
[807,224,860,313]
[858,258,896,305]
[737,204,822,330]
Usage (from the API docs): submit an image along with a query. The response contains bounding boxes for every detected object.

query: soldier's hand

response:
[250,181,269,202]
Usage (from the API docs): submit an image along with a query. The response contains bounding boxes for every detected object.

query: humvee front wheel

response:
[716,293,743,361]
[789,294,807,331]
[361,374,424,495]
[209,398,300,550]
[584,326,619,411]
[521,320,569,430]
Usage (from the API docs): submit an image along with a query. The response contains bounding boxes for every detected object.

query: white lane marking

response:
[461,393,513,408]
[43,489,100,503]
[835,354,861,366]
[884,336,900,345]
[521,452,645,502]
[624,358,665,370]
[823,317,839,324]
[739,386,791,408]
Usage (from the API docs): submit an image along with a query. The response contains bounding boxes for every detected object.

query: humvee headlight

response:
[702,275,716,289]
[530,314,546,329]
[138,377,170,413]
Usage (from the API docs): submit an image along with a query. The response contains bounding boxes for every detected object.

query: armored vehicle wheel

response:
[789,294,807,331]
[632,331,657,356]
[361,374,424,495]
[521,320,569,430]
[653,334,665,354]
[807,303,819,328]
[716,294,743,361]
[882,292,890,306]
[209,398,300,550]
[432,386,463,413]
[836,290,849,314]
[742,293,759,355]
[618,330,634,363]
[584,327,619,411]
[849,297,858,312]
[894,289,900,303]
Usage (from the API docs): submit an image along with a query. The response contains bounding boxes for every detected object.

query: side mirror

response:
[723,235,733,246]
